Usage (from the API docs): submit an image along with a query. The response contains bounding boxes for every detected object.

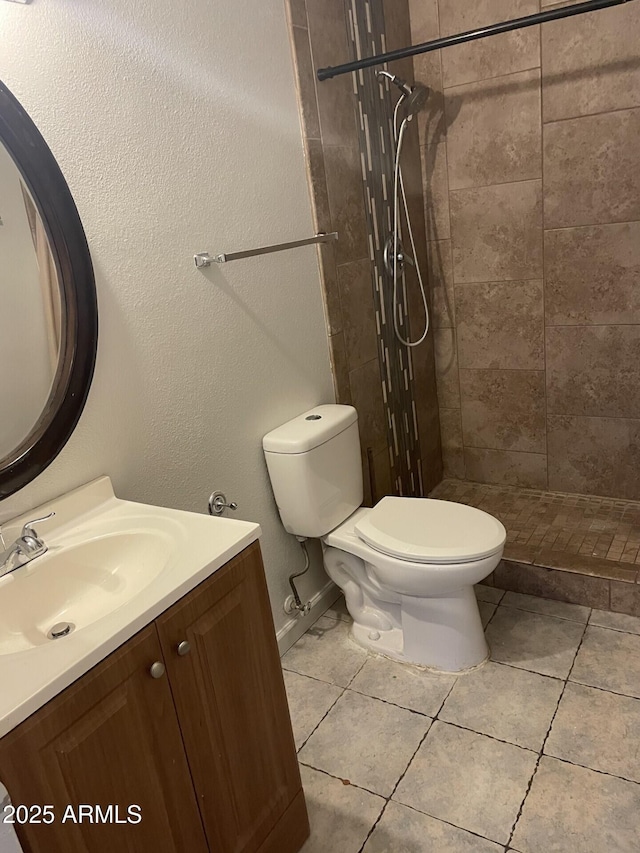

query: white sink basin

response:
[0,476,261,737]
[0,529,174,654]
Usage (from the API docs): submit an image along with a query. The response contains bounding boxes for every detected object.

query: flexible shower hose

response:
[391,99,430,348]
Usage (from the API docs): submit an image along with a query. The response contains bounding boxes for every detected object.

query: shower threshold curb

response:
[482,549,640,617]
[430,479,640,618]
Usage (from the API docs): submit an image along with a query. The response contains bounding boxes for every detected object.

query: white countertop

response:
[0,477,260,738]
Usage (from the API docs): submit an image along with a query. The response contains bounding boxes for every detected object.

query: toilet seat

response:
[354,496,505,564]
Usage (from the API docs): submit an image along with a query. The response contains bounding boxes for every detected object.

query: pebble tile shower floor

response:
[282,591,640,852]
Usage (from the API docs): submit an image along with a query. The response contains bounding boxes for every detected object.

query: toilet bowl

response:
[263,404,506,672]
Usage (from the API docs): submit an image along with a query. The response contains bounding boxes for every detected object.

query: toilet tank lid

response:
[263,405,358,454]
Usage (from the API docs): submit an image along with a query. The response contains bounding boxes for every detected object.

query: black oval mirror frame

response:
[0,81,98,499]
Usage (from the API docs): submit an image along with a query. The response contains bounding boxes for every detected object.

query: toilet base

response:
[322,542,494,674]
[350,586,489,674]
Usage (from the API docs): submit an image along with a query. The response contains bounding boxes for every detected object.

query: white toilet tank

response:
[263,405,364,538]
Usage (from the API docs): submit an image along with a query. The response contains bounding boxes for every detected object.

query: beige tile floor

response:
[282,588,640,853]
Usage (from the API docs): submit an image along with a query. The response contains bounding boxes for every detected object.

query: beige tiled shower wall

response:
[285,0,442,503]
[407,0,640,499]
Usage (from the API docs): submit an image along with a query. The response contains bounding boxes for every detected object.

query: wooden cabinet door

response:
[0,625,208,853]
[156,542,307,853]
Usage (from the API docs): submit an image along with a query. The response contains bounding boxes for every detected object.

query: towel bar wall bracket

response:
[194,231,338,268]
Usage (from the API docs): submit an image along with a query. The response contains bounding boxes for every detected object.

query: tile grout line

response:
[506,616,590,848]
[503,711,560,846]
[568,673,640,703]
[432,718,539,756]
[498,601,590,624]
[543,751,640,788]
[355,675,459,852]
[449,176,542,196]
[542,321,640,329]
[375,701,447,823]
[543,103,640,127]
[475,588,506,608]
[345,683,440,718]
[437,9,465,480]
[442,62,542,94]
[587,617,640,638]
[345,650,370,687]
[432,674,458,722]
[482,599,501,630]
[295,685,347,754]
[449,173,544,195]
[360,681,461,846]
[298,760,382,799]
[540,36,550,490]
[383,796,512,850]
[282,663,351,688]
[355,799,390,853]
[545,216,640,234]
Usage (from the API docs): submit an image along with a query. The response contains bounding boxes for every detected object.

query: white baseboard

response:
[277,580,342,656]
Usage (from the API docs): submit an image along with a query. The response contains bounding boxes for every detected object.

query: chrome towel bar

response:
[194,231,338,268]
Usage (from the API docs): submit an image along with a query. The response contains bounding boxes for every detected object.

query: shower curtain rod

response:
[316,0,637,81]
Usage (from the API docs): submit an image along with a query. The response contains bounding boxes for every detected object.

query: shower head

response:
[403,82,430,117]
[377,71,430,116]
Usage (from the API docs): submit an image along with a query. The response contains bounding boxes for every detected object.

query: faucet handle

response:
[21,511,56,540]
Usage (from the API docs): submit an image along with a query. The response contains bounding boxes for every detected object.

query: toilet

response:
[263,404,506,672]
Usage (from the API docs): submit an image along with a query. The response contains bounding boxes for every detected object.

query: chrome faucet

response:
[0,512,56,579]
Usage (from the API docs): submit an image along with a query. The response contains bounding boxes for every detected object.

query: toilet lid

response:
[354,497,506,564]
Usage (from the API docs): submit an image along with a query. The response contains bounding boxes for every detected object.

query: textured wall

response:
[0,0,335,635]
[286,0,442,502]
[409,0,640,499]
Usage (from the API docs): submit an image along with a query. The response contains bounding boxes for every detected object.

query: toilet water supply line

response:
[286,538,312,616]
[391,96,430,348]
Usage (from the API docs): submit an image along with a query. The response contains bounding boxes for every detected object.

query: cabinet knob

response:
[149,661,165,679]
[177,641,191,656]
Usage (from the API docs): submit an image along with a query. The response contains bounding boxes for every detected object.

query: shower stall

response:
[285,0,640,616]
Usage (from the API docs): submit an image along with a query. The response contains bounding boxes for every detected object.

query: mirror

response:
[1,145,62,458]
[0,82,97,499]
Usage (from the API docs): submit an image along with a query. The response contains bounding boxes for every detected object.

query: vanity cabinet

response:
[0,625,209,853]
[0,542,308,853]
[156,542,305,853]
